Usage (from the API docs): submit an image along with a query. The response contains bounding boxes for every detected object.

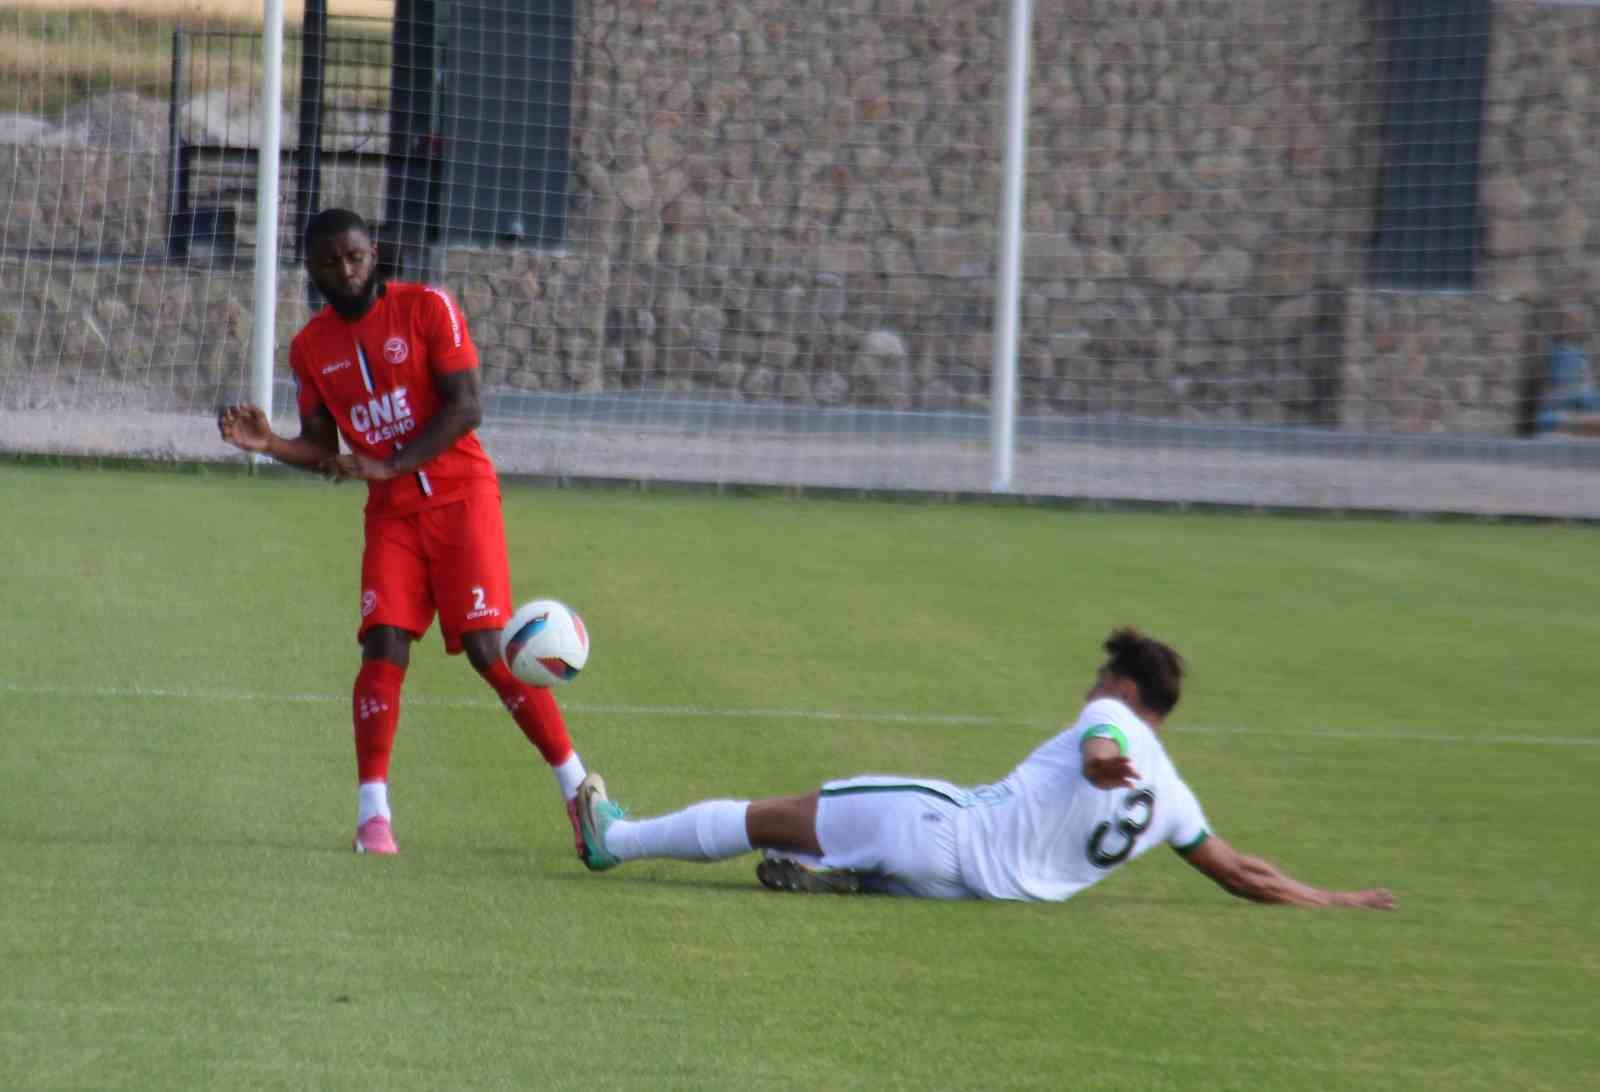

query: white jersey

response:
[955,698,1210,902]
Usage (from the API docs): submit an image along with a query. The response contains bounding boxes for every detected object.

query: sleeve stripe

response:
[1082,723,1129,755]
[1175,830,1210,855]
[425,287,463,348]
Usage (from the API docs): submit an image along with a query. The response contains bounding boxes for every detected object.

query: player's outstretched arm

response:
[1181,835,1397,910]
[218,403,339,471]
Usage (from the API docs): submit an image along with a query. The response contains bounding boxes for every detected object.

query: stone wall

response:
[2,144,170,255]
[6,0,1600,435]
[1341,289,1527,435]
[0,257,310,412]
[436,0,1386,423]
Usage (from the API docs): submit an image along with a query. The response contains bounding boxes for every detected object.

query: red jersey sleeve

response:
[418,287,478,374]
[289,332,325,419]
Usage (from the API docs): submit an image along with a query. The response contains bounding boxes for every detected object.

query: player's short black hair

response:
[1101,627,1185,715]
[303,207,371,254]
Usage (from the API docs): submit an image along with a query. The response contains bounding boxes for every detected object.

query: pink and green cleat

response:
[575,772,623,872]
[566,797,585,860]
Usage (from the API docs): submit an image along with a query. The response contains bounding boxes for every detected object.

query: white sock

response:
[552,753,587,800]
[606,800,752,862]
[357,781,390,826]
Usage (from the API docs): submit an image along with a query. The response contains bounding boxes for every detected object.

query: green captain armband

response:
[1082,723,1129,755]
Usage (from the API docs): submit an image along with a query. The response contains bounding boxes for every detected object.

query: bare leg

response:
[745,791,823,857]
[362,624,414,667]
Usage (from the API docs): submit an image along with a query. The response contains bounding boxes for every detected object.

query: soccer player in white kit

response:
[575,628,1396,910]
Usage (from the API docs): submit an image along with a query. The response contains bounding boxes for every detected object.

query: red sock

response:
[353,659,406,783]
[481,657,574,766]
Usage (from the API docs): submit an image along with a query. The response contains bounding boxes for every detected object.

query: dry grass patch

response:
[1,2,390,116]
[3,1,392,21]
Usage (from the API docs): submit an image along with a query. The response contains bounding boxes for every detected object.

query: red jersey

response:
[289,282,499,517]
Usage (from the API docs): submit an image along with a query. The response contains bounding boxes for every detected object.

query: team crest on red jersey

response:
[383,337,408,364]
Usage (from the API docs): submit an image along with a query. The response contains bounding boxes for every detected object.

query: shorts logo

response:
[383,337,409,364]
[465,584,500,621]
[361,589,378,617]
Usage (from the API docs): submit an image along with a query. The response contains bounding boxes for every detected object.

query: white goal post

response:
[1,0,1598,518]
[249,0,285,433]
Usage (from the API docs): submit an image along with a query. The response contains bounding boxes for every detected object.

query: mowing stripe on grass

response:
[3,680,1596,747]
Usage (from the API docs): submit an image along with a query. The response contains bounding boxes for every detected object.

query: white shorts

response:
[814,775,974,899]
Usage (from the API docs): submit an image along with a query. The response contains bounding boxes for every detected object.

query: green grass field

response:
[2,463,1597,1091]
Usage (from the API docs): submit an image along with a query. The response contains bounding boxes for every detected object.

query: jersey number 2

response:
[1086,788,1156,869]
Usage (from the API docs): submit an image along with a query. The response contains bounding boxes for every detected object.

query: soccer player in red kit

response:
[218,207,592,857]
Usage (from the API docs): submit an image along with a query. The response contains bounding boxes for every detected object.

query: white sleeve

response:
[1163,775,1211,854]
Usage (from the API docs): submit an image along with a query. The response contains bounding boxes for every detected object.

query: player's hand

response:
[321,452,397,482]
[1083,754,1141,790]
[1338,888,1398,911]
[218,404,272,453]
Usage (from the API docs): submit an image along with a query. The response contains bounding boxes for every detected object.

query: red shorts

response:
[358,490,511,654]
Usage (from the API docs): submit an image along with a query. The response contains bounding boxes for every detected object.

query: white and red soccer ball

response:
[500,598,590,687]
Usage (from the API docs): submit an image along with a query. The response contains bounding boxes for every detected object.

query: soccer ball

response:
[500,598,590,687]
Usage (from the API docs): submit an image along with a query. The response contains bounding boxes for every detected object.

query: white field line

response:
[2,680,1597,747]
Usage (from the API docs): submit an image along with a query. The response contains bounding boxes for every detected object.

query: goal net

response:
[2,0,1598,517]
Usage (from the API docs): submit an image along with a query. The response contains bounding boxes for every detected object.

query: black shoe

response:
[755,853,867,894]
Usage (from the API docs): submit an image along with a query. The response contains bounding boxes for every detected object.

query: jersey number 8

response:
[1086,788,1156,869]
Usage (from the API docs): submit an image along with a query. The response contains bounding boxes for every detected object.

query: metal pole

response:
[989,0,1033,493]
[293,0,327,262]
[249,0,286,436]
[167,28,189,259]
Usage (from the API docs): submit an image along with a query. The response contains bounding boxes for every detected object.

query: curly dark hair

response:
[1102,627,1185,715]
[303,207,371,255]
